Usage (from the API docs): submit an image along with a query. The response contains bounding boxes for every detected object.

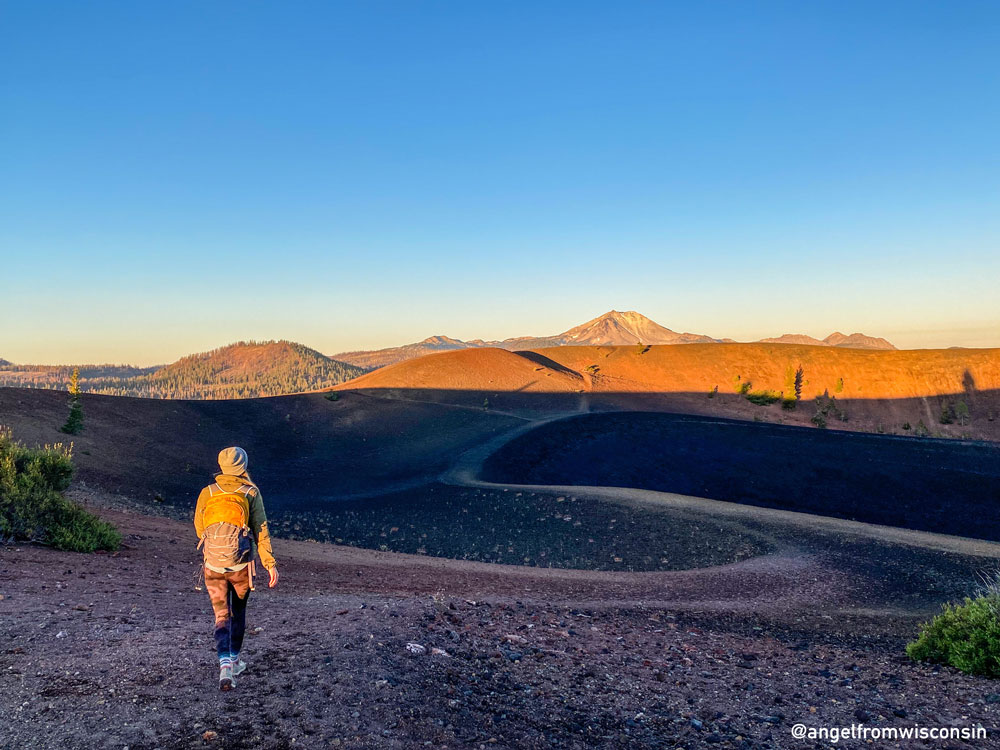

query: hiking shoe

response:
[219,662,235,691]
[231,657,247,678]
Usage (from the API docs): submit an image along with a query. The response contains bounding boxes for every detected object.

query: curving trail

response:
[440,410,1000,619]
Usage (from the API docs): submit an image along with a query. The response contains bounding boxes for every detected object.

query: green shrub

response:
[707,385,718,399]
[940,402,955,425]
[324,391,340,402]
[812,393,847,426]
[745,390,781,406]
[0,427,119,553]
[907,595,1000,677]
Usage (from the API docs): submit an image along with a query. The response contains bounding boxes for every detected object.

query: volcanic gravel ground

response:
[269,484,772,572]
[4,494,1000,749]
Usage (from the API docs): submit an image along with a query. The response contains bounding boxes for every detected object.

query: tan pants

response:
[204,566,251,658]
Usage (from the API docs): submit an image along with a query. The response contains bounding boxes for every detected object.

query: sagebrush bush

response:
[907,595,1000,677]
[745,390,781,406]
[0,426,120,553]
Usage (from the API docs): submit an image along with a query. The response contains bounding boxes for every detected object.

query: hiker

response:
[194,447,278,691]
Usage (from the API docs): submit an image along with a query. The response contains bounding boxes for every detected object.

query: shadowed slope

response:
[481,411,1000,542]
[0,387,522,506]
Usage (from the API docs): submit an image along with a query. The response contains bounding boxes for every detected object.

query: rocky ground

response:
[4,487,1000,749]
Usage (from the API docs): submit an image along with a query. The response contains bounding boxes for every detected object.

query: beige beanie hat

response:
[218,446,249,476]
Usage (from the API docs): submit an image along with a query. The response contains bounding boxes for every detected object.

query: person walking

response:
[194,447,278,690]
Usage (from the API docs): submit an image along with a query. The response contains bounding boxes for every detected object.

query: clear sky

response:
[2,1,998,365]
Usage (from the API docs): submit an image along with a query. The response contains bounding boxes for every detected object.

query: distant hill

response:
[0,341,365,399]
[757,334,828,346]
[333,335,472,371]
[0,364,158,390]
[823,332,896,350]
[333,310,896,369]
[758,332,896,350]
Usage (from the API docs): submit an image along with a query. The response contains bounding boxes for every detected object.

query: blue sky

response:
[2,1,998,364]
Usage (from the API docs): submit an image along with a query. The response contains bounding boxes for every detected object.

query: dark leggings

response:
[204,566,251,658]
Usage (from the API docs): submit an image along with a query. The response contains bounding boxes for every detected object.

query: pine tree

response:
[60,368,84,435]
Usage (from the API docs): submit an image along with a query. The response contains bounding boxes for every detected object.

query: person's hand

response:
[267,566,279,588]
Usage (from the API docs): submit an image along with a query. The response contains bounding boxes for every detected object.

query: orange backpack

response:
[198,483,254,571]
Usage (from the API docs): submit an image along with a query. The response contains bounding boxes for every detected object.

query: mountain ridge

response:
[333,311,897,369]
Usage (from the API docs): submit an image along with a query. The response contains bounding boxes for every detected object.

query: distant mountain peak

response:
[556,310,715,346]
[333,310,718,368]
[419,335,467,347]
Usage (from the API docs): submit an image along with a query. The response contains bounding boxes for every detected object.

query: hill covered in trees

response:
[0,341,366,399]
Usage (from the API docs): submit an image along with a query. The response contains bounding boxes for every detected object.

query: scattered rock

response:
[406,642,426,655]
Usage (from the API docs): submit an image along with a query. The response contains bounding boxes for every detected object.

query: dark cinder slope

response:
[0,387,521,507]
[483,411,1000,541]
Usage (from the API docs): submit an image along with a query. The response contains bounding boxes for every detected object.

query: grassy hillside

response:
[0,341,366,399]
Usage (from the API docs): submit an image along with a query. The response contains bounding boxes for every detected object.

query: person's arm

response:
[194,487,208,539]
[248,488,278,584]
